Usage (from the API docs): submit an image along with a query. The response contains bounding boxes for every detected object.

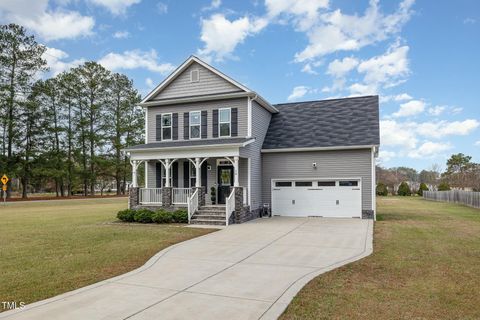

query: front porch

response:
[128,156,250,226]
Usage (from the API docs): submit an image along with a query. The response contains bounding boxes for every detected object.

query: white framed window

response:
[189,111,201,139]
[190,162,197,187]
[161,113,172,140]
[219,108,231,137]
[161,166,172,187]
[190,69,199,82]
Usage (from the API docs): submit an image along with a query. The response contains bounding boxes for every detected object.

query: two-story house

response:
[125,56,379,225]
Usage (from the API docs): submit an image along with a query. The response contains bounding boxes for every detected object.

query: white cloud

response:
[408,141,452,159]
[293,0,415,62]
[380,119,417,149]
[98,49,175,74]
[197,14,268,61]
[428,105,446,116]
[380,93,413,103]
[392,100,425,117]
[265,0,329,31]
[326,56,359,78]
[42,47,85,76]
[0,0,95,41]
[145,77,154,88]
[357,43,410,87]
[415,119,479,138]
[287,86,309,101]
[377,150,396,163]
[348,82,378,96]
[156,2,168,14]
[202,0,221,11]
[463,17,476,25]
[88,0,141,15]
[113,30,130,38]
[475,140,480,147]
[451,107,463,114]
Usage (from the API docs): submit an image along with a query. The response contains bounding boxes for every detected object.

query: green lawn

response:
[281,197,480,320]
[0,198,214,307]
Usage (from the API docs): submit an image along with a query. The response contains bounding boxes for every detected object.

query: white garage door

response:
[271,179,361,218]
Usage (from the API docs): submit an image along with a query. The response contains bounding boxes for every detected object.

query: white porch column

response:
[195,157,201,188]
[233,156,239,187]
[165,159,171,187]
[132,160,138,187]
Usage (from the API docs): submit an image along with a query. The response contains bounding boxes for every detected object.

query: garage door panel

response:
[272,180,361,218]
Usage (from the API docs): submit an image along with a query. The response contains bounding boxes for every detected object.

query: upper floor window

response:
[162,114,172,140]
[219,108,231,137]
[189,111,201,139]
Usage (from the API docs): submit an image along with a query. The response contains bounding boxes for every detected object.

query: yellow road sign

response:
[1,175,8,185]
[2,185,6,191]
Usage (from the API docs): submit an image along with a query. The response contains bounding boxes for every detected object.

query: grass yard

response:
[0,198,215,307]
[281,197,480,320]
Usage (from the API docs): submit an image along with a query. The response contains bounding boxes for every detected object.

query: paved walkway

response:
[1,217,373,320]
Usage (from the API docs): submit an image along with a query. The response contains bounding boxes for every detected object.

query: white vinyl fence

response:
[423,190,480,209]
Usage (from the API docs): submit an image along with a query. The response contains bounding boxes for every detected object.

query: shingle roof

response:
[262,95,380,150]
[124,137,251,151]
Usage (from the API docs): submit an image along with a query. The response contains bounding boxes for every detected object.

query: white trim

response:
[144,108,148,144]
[144,160,148,188]
[261,145,378,153]
[141,56,250,104]
[129,147,240,161]
[161,113,173,141]
[189,110,201,140]
[371,146,377,221]
[218,108,231,138]
[247,157,251,206]
[247,97,252,137]
[125,140,252,153]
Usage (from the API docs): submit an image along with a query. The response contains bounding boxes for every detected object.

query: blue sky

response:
[1,0,479,171]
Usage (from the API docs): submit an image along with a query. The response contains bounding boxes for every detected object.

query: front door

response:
[217,166,233,204]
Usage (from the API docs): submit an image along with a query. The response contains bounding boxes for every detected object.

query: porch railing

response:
[172,188,192,205]
[225,189,235,226]
[139,188,162,205]
[187,189,199,223]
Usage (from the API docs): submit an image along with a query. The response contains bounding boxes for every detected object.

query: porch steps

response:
[190,205,226,226]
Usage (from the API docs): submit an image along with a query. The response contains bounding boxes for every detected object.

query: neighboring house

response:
[124,56,380,225]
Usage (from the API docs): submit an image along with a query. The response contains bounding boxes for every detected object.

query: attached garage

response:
[271,179,362,218]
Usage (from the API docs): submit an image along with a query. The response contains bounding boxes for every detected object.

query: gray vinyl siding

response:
[152,62,241,100]
[239,101,272,210]
[261,149,373,211]
[146,161,156,188]
[147,98,248,143]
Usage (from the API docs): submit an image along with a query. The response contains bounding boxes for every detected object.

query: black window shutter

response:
[183,161,190,188]
[155,162,162,188]
[156,114,162,141]
[172,113,178,140]
[183,112,189,140]
[172,162,179,187]
[231,108,238,137]
[212,109,218,138]
[201,162,208,187]
[201,110,207,139]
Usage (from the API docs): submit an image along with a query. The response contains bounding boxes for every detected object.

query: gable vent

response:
[190,69,199,82]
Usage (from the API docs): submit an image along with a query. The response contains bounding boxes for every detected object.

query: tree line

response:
[376,153,480,196]
[0,24,144,198]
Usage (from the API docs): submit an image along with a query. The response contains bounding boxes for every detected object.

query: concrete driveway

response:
[2,217,372,320]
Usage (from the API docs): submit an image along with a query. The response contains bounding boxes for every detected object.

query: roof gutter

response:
[261,145,379,153]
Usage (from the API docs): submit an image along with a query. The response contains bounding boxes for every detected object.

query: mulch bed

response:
[2,194,128,202]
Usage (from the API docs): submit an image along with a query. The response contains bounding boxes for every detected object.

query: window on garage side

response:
[275,181,292,187]
[295,181,313,187]
[339,180,358,187]
[318,181,336,187]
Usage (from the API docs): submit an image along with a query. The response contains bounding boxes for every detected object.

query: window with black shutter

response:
[212,109,218,138]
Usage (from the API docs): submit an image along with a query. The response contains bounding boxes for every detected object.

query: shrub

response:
[133,209,154,223]
[152,210,174,223]
[438,182,451,191]
[172,209,188,223]
[397,182,411,196]
[117,209,136,222]
[376,182,388,196]
[417,183,429,196]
